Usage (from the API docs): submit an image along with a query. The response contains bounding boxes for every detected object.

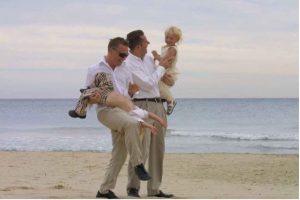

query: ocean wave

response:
[0,147,110,152]
[252,144,299,150]
[168,130,298,141]
[0,126,105,133]
[32,126,103,131]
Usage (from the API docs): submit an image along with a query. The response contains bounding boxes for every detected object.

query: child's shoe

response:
[68,110,86,119]
[167,100,177,115]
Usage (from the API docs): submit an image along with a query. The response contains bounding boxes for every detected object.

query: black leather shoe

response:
[96,190,118,199]
[80,87,90,93]
[68,110,86,119]
[150,190,174,198]
[127,188,140,198]
[134,164,151,181]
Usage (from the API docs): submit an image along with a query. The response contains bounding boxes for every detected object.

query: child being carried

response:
[68,72,166,134]
[152,26,182,115]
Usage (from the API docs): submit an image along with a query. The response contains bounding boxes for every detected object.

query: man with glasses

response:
[125,30,175,198]
[85,37,151,199]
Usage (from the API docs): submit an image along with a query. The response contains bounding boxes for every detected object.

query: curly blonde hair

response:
[165,26,183,43]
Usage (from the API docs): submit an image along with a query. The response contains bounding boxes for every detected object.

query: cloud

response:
[0,0,298,98]
[0,25,127,69]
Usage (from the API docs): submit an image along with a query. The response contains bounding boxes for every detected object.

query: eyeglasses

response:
[113,48,128,59]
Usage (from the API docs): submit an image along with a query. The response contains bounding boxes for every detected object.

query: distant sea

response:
[0,98,298,154]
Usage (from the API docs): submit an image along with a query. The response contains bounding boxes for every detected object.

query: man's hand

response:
[128,82,140,97]
[159,56,174,69]
[161,73,175,87]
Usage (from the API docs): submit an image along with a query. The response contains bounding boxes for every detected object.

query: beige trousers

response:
[127,100,167,195]
[98,107,143,193]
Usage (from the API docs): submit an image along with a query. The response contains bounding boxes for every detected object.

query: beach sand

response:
[0,151,298,199]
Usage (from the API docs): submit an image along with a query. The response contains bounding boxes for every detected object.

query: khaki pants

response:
[127,101,167,195]
[98,107,143,193]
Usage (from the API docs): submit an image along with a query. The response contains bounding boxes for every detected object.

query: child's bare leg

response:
[148,112,167,128]
[140,121,158,135]
[105,91,134,112]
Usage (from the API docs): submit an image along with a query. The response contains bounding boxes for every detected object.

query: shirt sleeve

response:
[116,67,132,97]
[118,77,131,97]
[132,64,166,92]
[85,67,95,88]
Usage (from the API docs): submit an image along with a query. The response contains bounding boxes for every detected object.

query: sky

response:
[0,0,298,98]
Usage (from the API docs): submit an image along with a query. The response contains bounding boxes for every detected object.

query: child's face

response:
[165,33,179,46]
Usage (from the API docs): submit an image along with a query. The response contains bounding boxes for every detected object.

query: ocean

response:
[0,98,298,154]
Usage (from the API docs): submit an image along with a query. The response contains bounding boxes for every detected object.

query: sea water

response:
[0,98,298,154]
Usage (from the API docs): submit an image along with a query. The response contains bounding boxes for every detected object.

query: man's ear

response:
[108,48,113,53]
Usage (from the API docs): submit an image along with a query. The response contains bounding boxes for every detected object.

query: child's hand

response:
[140,121,158,135]
[150,126,159,135]
[152,50,160,61]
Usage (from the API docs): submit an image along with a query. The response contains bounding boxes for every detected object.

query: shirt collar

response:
[98,56,125,71]
[128,52,143,61]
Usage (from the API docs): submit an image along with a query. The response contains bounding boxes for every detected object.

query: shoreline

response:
[0,149,299,155]
[0,151,298,198]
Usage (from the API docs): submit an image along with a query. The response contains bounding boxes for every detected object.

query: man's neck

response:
[130,50,144,60]
[105,56,117,70]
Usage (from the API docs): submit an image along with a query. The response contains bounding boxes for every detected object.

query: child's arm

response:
[160,47,177,68]
[152,47,177,63]
[148,112,167,128]
[165,46,177,58]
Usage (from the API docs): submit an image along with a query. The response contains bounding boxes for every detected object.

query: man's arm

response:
[131,56,174,91]
[128,82,140,97]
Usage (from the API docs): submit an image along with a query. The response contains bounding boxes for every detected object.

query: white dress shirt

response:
[126,53,166,98]
[85,56,132,112]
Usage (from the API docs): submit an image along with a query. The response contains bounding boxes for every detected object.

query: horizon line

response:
[0,97,298,100]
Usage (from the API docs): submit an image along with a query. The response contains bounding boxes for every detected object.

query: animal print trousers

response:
[74,72,114,116]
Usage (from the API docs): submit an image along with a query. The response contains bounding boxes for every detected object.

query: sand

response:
[0,151,298,199]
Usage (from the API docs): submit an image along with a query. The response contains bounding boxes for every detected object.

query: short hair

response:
[108,37,129,50]
[126,30,144,50]
[165,26,182,43]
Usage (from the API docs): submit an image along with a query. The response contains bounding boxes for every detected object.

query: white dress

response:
[159,45,178,102]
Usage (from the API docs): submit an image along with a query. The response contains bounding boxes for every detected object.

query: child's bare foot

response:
[141,122,158,135]
[167,100,177,115]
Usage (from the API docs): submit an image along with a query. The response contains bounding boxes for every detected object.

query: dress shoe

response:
[149,190,174,198]
[96,190,118,199]
[127,188,140,198]
[68,110,86,119]
[134,164,151,181]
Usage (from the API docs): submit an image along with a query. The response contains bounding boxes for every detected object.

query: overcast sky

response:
[0,0,298,98]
